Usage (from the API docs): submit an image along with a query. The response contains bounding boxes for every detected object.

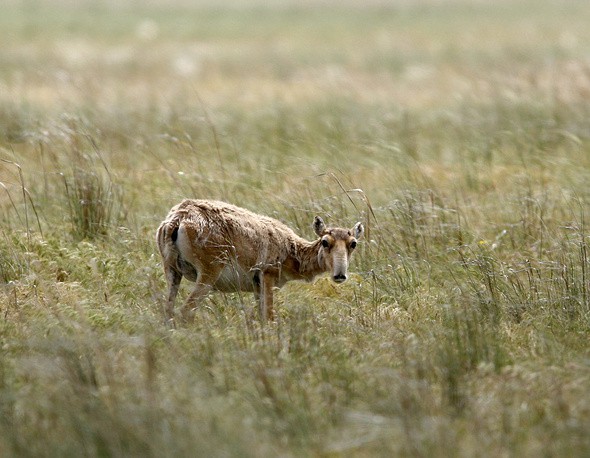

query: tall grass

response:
[62,161,119,241]
[1,0,590,456]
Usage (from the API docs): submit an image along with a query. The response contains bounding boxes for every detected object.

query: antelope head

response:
[313,216,364,283]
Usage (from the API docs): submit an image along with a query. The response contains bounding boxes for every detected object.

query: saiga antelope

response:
[156,199,364,323]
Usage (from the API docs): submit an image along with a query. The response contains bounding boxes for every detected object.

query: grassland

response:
[1,0,590,456]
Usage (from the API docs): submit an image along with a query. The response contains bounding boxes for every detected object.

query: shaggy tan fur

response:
[156,199,363,323]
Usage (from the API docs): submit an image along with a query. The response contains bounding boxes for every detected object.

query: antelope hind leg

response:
[181,265,221,323]
[260,273,276,321]
[164,266,182,326]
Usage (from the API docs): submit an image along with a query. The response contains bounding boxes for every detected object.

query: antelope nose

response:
[333,273,347,283]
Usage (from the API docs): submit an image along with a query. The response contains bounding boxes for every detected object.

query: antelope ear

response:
[313,216,326,236]
[352,222,364,239]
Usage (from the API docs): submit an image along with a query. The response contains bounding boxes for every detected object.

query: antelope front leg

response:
[260,272,276,321]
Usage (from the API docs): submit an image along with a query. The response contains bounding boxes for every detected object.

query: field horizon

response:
[1,1,589,456]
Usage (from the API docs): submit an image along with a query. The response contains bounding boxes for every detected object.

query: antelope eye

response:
[350,240,357,249]
[321,239,330,248]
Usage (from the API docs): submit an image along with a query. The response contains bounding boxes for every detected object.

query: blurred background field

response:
[1,0,590,456]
